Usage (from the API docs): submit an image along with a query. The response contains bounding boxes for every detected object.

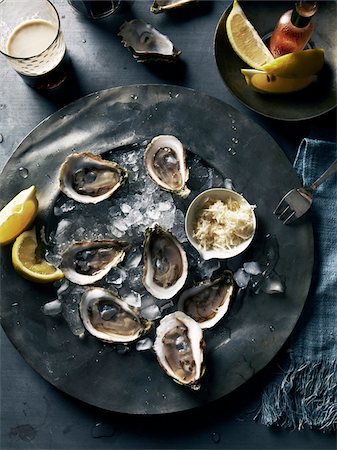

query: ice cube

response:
[243,261,262,275]
[262,271,285,295]
[124,291,141,308]
[62,304,85,338]
[113,218,128,232]
[224,178,235,191]
[140,304,161,320]
[105,267,127,285]
[147,206,160,220]
[233,268,251,288]
[198,259,221,279]
[127,266,144,291]
[158,201,172,212]
[136,338,153,351]
[124,247,142,269]
[42,299,62,316]
[57,279,70,297]
[120,203,131,214]
[54,200,76,216]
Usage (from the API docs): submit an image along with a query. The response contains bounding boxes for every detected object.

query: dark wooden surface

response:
[0,1,336,449]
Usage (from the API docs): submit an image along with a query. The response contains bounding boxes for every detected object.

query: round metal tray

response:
[0,84,313,414]
[214,1,337,121]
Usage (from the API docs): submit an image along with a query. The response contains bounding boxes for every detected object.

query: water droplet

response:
[0,134,3,143]
[95,359,99,363]
[82,39,86,43]
[145,401,149,405]
[0,104,6,109]
[18,167,29,178]
[232,125,237,131]
[144,388,149,393]
[131,94,138,100]
[147,375,152,382]
[16,321,20,326]
[231,137,239,144]
[91,422,115,438]
[148,114,153,120]
[269,325,275,332]
[175,93,180,98]
[251,338,256,343]
[11,302,18,307]
[227,147,233,153]
[162,393,167,399]
[231,119,235,124]
[232,150,237,155]
[168,91,173,98]
[211,432,221,443]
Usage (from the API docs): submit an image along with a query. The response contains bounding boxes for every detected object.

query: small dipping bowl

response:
[185,188,256,260]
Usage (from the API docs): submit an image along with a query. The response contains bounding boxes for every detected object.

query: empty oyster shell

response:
[151,0,196,14]
[60,240,129,285]
[143,224,188,299]
[154,311,205,388]
[178,271,235,329]
[59,152,128,204]
[144,135,190,198]
[80,287,151,343]
[118,19,181,63]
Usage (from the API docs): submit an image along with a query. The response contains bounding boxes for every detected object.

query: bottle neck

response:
[291,1,317,28]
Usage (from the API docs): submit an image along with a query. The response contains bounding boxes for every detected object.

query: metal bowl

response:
[214,1,337,121]
[185,188,256,260]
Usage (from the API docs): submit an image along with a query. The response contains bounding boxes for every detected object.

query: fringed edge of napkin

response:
[256,358,337,432]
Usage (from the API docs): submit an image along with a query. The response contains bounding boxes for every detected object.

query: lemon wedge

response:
[0,185,38,246]
[241,69,316,94]
[226,0,274,69]
[262,49,324,78]
[12,228,64,283]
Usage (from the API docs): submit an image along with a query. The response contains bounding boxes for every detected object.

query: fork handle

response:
[309,159,337,191]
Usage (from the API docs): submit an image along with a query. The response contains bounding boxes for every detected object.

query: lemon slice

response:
[0,185,38,246]
[241,69,316,94]
[226,0,274,69]
[262,49,325,78]
[12,228,64,283]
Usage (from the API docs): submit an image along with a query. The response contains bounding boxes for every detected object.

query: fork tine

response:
[277,205,291,221]
[283,211,297,225]
[273,198,287,216]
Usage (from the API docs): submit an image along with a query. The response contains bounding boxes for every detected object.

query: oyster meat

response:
[59,152,128,204]
[144,135,190,198]
[80,287,151,343]
[143,224,188,299]
[151,0,196,14]
[178,271,235,329]
[154,311,205,388]
[60,240,129,285]
[118,20,181,63]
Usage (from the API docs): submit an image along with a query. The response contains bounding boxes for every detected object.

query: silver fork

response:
[273,159,337,225]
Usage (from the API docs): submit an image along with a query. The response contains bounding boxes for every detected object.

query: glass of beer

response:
[0,0,68,89]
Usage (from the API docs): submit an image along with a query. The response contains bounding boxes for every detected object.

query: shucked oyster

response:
[59,152,128,204]
[143,224,188,299]
[154,311,205,388]
[144,135,190,198]
[151,0,196,14]
[80,287,151,343]
[60,240,129,285]
[118,20,181,63]
[178,271,235,329]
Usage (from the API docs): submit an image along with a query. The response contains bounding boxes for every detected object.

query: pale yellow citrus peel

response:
[12,228,64,283]
[226,0,274,70]
[0,185,38,246]
[241,69,317,94]
[262,49,325,79]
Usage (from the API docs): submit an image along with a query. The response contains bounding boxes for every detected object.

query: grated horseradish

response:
[193,198,255,251]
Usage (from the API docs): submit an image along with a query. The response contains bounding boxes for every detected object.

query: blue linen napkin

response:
[258,138,337,432]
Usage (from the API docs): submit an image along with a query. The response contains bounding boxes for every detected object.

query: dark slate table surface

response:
[0,1,336,449]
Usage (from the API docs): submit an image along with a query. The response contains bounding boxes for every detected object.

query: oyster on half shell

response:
[143,224,188,299]
[144,135,190,198]
[118,20,181,63]
[154,311,205,388]
[80,287,151,343]
[60,240,129,285]
[59,152,128,204]
[178,271,235,329]
[151,0,196,14]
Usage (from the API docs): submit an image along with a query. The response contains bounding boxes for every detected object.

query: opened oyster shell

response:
[60,240,129,285]
[143,224,188,299]
[80,287,151,343]
[144,135,190,198]
[151,0,196,14]
[178,271,235,329]
[118,20,181,63]
[154,311,205,388]
[59,152,128,204]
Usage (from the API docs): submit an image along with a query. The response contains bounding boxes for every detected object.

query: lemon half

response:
[12,228,64,283]
[0,185,38,246]
[226,0,274,70]
[262,49,325,79]
[241,69,316,94]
